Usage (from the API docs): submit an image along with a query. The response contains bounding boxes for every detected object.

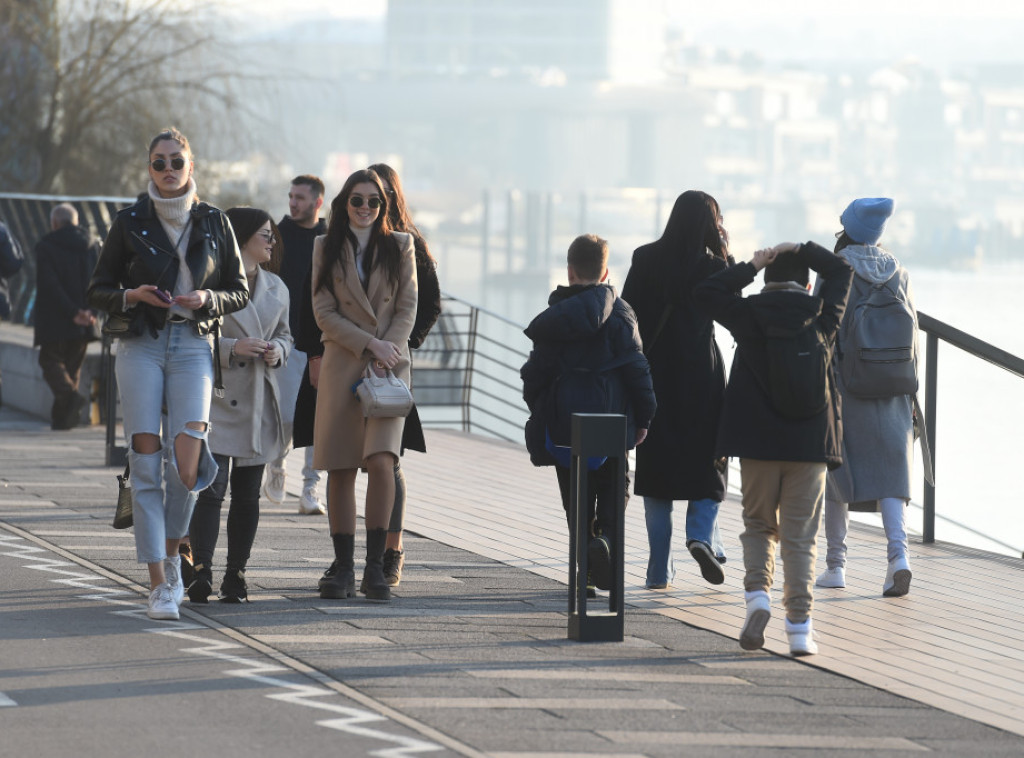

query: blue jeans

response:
[116,323,218,563]
[644,497,724,586]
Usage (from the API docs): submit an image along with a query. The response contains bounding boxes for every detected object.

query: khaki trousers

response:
[739,459,827,623]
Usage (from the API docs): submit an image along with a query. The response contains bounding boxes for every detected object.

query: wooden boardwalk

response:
[312,428,1024,738]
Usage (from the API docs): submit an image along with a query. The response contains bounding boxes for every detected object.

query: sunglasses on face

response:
[151,157,186,172]
[349,195,381,209]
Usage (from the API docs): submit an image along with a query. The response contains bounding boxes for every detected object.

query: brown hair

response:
[291,174,325,199]
[567,234,609,282]
[316,169,399,294]
[148,127,191,158]
[226,207,283,275]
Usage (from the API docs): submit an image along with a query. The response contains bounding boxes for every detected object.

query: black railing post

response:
[101,333,127,467]
[923,332,938,544]
[567,413,626,643]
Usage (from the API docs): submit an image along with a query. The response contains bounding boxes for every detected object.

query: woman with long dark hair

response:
[312,169,417,602]
[87,127,248,620]
[621,190,732,590]
[187,207,292,603]
[367,162,442,587]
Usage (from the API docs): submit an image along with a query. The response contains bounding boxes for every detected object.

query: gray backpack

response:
[839,273,917,398]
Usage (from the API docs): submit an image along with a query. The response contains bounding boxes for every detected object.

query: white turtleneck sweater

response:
[148,178,198,320]
[351,225,372,288]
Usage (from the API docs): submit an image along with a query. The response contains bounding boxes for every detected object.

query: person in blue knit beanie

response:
[839,197,894,245]
[817,196,922,599]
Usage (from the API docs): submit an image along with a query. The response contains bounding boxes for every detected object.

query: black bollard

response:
[567,412,626,642]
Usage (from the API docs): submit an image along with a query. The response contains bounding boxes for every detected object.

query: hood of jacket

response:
[524,283,616,342]
[839,243,899,285]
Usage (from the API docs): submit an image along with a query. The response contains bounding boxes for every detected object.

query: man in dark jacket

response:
[265,174,328,514]
[34,204,100,429]
[522,234,656,592]
[694,241,852,657]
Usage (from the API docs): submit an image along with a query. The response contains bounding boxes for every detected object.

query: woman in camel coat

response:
[311,168,417,603]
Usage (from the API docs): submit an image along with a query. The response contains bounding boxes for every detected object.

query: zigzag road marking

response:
[0,527,477,758]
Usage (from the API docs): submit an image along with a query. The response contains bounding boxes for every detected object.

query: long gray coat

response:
[209,268,293,466]
[311,232,417,470]
[826,244,917,508]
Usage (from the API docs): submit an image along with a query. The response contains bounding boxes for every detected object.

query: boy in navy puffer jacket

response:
[521,234,656,591]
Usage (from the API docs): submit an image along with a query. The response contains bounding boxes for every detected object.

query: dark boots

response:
[320,534,355,599]
[362,528,391,602]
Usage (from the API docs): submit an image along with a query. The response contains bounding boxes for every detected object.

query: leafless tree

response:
[0,0,251,195]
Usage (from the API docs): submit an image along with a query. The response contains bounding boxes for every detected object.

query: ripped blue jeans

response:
[116,323,218,563]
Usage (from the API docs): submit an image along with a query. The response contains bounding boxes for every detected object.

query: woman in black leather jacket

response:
[87,127,248,621]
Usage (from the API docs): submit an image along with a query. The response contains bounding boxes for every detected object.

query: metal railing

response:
[0,192,132,324]
[414,294,530,443]
[917,312,1024,548]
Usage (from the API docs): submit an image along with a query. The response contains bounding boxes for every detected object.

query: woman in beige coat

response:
[187,207,292,603]
[312,169,417,602]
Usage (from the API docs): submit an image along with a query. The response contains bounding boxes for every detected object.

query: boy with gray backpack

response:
[816,198,922,598]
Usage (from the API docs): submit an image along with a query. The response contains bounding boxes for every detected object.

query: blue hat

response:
[840,197,895,245]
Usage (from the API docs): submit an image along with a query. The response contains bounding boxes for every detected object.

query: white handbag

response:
[353,365,414,418]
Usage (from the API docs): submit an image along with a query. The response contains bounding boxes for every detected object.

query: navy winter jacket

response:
[521,283,656,466]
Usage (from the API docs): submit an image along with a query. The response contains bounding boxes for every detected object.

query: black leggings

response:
[190,454,264,572]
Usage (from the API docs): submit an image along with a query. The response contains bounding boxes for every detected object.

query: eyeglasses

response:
[151,157,186,172]
[349,196,381,209]
[257,230,275,243]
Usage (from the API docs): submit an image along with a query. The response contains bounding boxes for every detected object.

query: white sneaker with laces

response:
[147,583,179,620]
[815,566,846,588]
[263,466,286,504]
[785,617,818,656]
[739,590,771,651]
[298,486,326,515]
[164,555,184,605]
[883,555,912,597]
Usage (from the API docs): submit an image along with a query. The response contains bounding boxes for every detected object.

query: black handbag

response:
[112,461,133,529]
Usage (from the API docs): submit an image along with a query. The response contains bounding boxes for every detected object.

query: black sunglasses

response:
[349,195,381,209]
[151,157,186,172]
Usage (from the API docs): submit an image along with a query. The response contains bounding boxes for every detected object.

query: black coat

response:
[621,245,730,501]
[34,225,101,345]
[693,242,853,468]
[277,215,327,336]
[521,283,656,467]
[292,234,442,453]
[87,195,249,337]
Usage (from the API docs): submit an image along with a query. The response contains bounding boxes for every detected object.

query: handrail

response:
[917,310,1024,549]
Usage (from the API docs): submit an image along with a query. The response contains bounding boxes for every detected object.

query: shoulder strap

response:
[643,302,674,356]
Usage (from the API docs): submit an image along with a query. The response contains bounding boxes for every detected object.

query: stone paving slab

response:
[1,406,1023,756]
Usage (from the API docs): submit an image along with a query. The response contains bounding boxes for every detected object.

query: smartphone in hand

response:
[154,289,173,304]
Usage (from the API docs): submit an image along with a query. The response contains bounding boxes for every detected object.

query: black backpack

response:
[546,353,634,448]
[756,317,831,420]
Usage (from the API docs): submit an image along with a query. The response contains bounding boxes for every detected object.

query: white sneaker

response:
[147,583,179,620]
[739,590,771,651]
[785,617,818,656]
[883,555,912,597]
[262,466,286,504]
[815,566,846,588]
[164,555,184,605]
[298,486,326,515]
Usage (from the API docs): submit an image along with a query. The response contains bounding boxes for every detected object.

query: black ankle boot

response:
[187,563,213,604]
[362,528,391,602]
[320,534,355,599]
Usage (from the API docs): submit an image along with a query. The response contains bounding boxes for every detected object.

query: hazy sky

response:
[231,0,1024,69]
